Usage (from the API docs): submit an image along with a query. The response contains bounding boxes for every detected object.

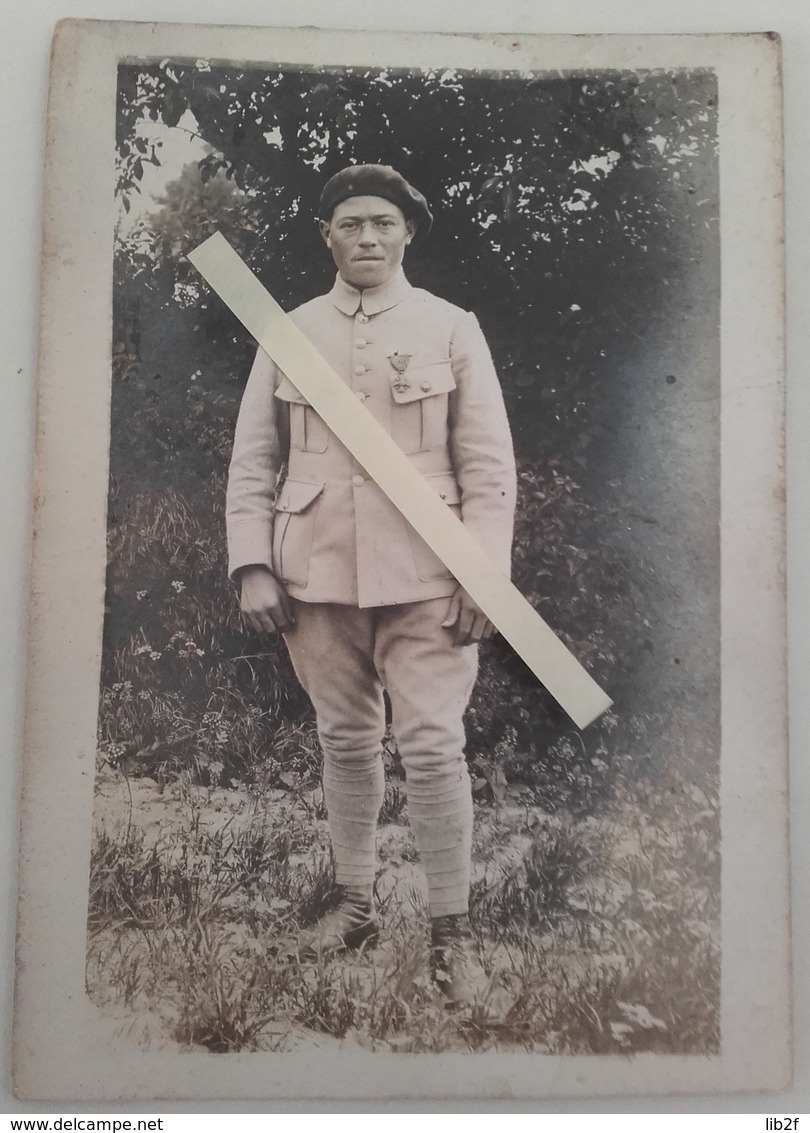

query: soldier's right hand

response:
[237,565,296,635]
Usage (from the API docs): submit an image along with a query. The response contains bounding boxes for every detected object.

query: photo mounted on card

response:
[14,20,789,1100]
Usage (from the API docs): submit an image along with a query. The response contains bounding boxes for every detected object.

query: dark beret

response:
[319,164,433,237]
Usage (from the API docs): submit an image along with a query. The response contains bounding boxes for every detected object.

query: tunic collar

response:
[328,268,412,316]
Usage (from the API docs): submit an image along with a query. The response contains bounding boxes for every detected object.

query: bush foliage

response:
[104,62,720,810]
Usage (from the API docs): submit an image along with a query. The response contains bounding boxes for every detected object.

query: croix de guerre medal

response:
[388,351,412,394]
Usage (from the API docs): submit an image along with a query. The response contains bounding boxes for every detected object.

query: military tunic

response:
[226,269,517,605]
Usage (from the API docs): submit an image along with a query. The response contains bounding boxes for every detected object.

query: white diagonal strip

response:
[188,232,612,728]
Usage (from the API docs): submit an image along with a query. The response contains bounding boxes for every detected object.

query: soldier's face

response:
[320,196,416,288]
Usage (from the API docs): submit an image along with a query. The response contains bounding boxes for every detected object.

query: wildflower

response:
[136,590,148,601]
[106,742,126,768]
[135,642,162,661]
[171,580,186,593]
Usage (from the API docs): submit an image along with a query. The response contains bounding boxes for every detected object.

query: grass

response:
[86,761,720,1055]
[90,484,720,1055]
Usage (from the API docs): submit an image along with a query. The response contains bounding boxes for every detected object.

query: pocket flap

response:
[390,360,456,405]
[274,479,325,514]
[424,471,461,506]
[275,375,309,405]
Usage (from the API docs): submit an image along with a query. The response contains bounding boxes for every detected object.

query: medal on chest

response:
[387,351,412,395]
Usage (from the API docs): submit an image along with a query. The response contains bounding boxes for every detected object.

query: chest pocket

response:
[390,359,456,454]
[275,375,329,454]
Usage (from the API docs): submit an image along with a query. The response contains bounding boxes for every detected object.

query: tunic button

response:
[352,474,365,487]
[356,390,367,402]
[354,364,366,376]
[357,313,370,323]
[421,381,432,393]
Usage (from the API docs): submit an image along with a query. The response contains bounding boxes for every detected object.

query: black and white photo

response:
[13,23,788,1101]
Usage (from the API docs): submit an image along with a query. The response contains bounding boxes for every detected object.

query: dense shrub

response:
[102,64,721,811]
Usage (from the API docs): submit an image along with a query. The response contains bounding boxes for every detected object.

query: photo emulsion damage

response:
[90,61,720,1055]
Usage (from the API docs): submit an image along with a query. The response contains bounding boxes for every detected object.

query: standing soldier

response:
[226,164,517,1006]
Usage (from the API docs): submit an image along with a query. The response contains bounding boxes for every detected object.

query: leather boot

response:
[430,913,491,1007]
[297,886,379,958]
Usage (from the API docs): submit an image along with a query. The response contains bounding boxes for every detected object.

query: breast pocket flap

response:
[391,360,456,404]
[274,480,325,514]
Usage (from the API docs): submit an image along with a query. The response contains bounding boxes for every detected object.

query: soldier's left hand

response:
[441,587,494,647]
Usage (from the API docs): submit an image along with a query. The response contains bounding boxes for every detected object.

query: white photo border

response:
[13,21,788,1101]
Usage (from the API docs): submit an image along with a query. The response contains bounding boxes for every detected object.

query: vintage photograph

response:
[89,57,721,1054]
[13,22,788,1102]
